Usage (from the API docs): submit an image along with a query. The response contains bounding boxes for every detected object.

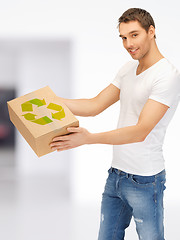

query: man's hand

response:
[50,127,92,151]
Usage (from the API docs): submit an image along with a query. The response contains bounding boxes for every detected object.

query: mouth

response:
[129,48,139,54]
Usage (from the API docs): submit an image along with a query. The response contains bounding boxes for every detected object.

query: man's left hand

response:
[50,127,92,151]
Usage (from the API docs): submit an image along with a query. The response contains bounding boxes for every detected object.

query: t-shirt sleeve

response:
[149,68,180,107]
[111,70,122,89]
[111,61,132,89]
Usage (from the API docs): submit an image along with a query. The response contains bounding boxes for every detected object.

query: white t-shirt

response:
[111,58,180,176]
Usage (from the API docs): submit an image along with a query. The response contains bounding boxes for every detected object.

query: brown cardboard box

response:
[7,86,79,157]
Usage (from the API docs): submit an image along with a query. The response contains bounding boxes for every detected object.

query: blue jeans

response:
[98,167,166,240]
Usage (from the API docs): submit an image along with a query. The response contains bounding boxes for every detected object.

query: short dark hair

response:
[118,8,156,38]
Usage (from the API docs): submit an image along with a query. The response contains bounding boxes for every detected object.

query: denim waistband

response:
[109,167,165,177]
[109,167,130,178]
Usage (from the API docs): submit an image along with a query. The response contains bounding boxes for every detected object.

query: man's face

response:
[119,20,154,60]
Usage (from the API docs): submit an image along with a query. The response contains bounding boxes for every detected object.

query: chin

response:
[130,55,139,60]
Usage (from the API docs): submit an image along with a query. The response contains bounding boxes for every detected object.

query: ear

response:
[148,25,156,39]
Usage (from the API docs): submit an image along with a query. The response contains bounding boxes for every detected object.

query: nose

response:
[125,38,134,49]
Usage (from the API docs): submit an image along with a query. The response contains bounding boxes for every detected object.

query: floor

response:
[0,167,180,240]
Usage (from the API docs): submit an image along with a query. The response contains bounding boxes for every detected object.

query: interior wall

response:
[0,40,73,200]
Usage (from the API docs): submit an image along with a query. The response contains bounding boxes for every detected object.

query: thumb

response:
[67,127,82,133]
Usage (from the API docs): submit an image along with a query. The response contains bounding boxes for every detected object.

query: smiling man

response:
[50,8,180,240]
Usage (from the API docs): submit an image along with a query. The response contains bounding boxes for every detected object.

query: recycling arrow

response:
[31,116,53,125]
[47,103,65,120]
[21,99,46,112]
[21,101,33,112]
[29,98,46,107]
[22,113,37,120]
[51,111,65,120]
[22,113,52,125]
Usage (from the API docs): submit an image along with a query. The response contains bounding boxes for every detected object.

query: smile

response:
[129,48,139,54]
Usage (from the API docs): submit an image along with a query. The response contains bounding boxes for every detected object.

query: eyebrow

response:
[119,30,139,38]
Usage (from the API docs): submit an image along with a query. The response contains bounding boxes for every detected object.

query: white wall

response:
[0,0,179,208]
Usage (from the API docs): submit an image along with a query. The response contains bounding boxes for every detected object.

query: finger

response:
[67,127,82,133]
[50,142,61,147]
[52,144,70,151]
[50,141,69,148]
[52,135,69,142]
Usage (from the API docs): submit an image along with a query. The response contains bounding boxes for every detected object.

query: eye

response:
[132,34,138,38]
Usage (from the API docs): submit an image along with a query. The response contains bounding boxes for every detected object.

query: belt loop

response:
[126,173,131,178]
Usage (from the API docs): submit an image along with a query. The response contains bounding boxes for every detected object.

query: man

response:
[50,8,180,240]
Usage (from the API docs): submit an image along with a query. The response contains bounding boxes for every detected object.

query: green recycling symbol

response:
[21,98,65,125]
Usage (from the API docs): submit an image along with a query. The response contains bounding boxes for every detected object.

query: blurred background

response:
[0,0,180,239]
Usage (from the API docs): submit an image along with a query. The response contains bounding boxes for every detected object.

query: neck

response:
[138,40,164,71]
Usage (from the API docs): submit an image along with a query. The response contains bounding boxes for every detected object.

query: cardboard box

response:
[7,86,79,157]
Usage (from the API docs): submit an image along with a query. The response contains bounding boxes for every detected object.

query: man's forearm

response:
[57,97,97,117]
[50,123,147,151]
[56,84,120,118]
[88,124,146,145]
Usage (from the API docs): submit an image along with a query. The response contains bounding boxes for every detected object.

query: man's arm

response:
[88,99,169,144]
[58,84,120,117]
[50,99,169,151]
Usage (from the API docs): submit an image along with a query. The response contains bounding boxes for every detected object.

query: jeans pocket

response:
[103,171,116,195]
[131,175,155,186]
